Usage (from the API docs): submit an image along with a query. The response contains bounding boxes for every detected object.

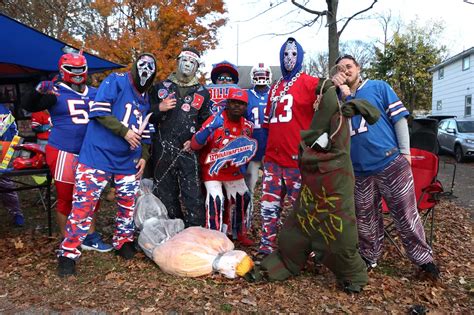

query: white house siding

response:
[431,52,474,118]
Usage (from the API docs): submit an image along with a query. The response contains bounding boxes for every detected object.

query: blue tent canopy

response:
[0,13,124,79]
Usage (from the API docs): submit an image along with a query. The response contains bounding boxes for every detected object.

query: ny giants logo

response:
[205,136,257,175]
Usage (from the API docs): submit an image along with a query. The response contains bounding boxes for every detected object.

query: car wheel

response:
[455,145,465,163]
[437,141,444,155]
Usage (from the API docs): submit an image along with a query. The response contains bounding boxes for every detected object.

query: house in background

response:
[429,47,473,118]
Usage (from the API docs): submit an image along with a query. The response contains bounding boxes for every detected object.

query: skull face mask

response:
[131,53,156,93]
[283,40,298,72]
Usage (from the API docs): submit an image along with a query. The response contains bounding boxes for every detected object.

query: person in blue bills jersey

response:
[243,63,272,230]
[57,53,156,277]
[24,52,111,252]
[332,55,440,280]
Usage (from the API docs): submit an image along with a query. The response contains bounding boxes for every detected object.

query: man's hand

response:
[125,129,141,150]
[403,154,412,165]
[135,158,146,178]
[331,72,347,88]
[183,140,192,152]
[207,111,224,131]
[159,93,177,112]
[35,81,59,96]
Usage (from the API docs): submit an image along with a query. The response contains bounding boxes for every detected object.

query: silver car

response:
[437,118,474,162]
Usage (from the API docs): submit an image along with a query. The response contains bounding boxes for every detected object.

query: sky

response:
[201,0,472,73]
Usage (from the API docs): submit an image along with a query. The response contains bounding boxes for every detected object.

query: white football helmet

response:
[250,63,272,86]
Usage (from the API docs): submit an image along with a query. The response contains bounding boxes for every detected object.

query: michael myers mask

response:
[283,40,298,72]
[131,53,156,93]
[177,49,200,78]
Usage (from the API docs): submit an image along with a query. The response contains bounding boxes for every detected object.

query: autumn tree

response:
[87,0,226,80]
[367,20,447,113]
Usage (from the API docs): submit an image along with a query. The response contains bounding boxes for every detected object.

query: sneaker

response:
[81,232,113,253]
[361,256,377,271]
[57,256,76,277]
[13,214,24,227]
[116,242,136,260]
[420,262,440,280]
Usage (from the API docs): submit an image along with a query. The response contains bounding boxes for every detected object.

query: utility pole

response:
[236,23,239,66]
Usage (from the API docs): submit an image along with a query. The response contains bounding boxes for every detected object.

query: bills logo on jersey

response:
[205,136,257,175]
[158,89,168,99]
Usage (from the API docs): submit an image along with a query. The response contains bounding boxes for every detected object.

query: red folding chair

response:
[382,148,446,256]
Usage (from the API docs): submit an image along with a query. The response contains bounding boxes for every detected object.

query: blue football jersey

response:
[346,79,409,175]
[79,72,152,174]
[48,83,97,154]
[246,87,269,160]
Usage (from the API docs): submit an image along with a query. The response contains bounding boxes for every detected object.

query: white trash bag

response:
[145,226,254,279]
[134,178,168,230]
[138,217,185,259]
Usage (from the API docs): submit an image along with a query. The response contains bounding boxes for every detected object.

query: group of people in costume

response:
[17,36,439,291]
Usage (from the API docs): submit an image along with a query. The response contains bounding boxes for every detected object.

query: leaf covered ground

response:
[0,187,472,313]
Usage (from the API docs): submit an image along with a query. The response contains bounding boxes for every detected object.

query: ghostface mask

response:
[131,53,156,93]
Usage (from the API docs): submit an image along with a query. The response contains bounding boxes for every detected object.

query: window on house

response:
[436,100,442,110]
[466,95,472,117]
[438,67,444,79]
[462,56,470,71]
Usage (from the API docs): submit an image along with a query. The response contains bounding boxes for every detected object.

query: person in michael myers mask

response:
[56,53,156,277]
[150,47,211,227]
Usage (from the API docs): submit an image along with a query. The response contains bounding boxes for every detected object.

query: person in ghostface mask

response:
[257,37,320,258]
[56,53,156,277]
[149,47,210,228]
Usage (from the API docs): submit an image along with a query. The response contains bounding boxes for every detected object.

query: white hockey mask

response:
[283,41,298,72]
[178,56,199,77]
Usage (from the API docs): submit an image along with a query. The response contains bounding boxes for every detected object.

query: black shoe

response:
[361,256,377,271]
[116,242,136,260]
[57,256,76,277]
[420,262,440,280]
[340,280,363,294]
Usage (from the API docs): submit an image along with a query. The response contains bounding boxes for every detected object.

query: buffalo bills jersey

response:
[198,111,255,181]
[47,83,97,154]
[79,72,152,174]
[345,79,409,175]
[263,73,319,168]
[246,87,269,161]
[0,104,17,141]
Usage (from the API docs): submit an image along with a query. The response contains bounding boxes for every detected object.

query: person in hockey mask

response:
[23,52,112,252]
[149,47,210,228]
[56,53,156,277]
[257,37,319,258]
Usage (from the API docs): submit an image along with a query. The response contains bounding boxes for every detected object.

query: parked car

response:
[437,118,474,162]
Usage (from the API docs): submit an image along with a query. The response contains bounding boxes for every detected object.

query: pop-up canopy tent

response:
[0,13,123,82]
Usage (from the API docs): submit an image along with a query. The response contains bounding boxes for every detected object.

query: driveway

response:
[437,155,473,211]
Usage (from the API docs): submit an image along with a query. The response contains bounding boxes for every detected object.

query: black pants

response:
[152,141,205,227]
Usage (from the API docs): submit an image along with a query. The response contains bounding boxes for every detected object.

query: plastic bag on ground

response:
[138,217,185,258]
[134,178,168,230]
[151,226,254,278]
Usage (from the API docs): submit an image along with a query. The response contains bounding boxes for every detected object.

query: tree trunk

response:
[327,0,339,68]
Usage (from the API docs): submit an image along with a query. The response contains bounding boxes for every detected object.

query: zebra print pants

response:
[354,154,433,266]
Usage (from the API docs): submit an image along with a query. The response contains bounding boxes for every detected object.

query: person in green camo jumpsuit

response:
[246,79,381,293]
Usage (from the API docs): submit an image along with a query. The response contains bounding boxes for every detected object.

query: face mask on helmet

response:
[131,53,156,93]
[283,40,298,72]
[58,53,88,85]
[251,63,272,86]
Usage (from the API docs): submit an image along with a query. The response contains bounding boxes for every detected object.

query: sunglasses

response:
[217,75,234,83]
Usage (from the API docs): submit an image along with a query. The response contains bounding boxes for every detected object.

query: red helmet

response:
[12,143,46,170]
[58,52,88,85]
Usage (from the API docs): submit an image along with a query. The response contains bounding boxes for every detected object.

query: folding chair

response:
[382,148,448,256]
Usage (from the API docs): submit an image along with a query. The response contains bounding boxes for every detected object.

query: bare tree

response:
[291,0,378,66]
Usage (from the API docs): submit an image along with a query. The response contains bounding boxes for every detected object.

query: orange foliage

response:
[86,0,227,81]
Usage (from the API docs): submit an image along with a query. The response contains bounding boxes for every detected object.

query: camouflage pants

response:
[59,163,139,260]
